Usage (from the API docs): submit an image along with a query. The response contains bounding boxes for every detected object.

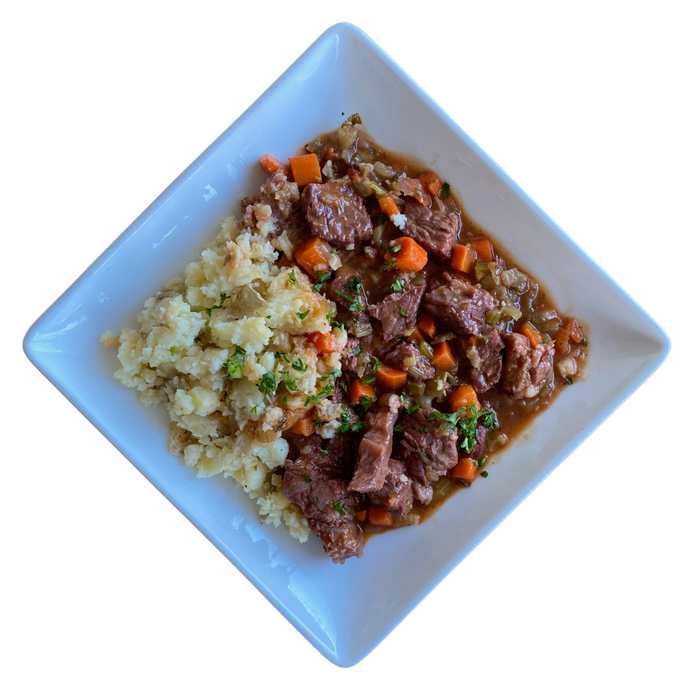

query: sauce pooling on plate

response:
[256,116,588,560]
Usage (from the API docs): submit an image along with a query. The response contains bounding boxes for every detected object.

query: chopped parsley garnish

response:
[407,404,420,415]
[390,277,404,293]
[346,275,363,293]
[251,406,257,414]
[377,213,388,225]
[565,376,574,385]
[441,182,451,198]
[382,260,396,271]
[306,475,313,483]
[225,345,247,379]
[305,382,334,406]
[428,404,497,454]
[282,396,288,406]
[312,271,332,292]
[399,309,408,318]
[274,352,290,363]
[337,412,365,434]
[388,243,402,254]
[336,290,363,312]
[350,344,362,356]
[287,270,299,287]
[478,456,487,467]
[292,358,307,371]
[339,380,348,393]
[279,370,298,392]
[358,394,376,413]
[480,471,489,478]
[194,336,201,344]
[332,501,347,516]
[257,372,277,394]
[321,368,342,379]
[329,247,339,255]
[362,375,376,384]
[327,310,345,330]
[320,448,329,455]
[169,347,177,355]
[297,309,310,320]
[394,424,404,432]
[371,356,382,372]
[204,291,230,317]
[483,337,489,345]
[364,247,372,255]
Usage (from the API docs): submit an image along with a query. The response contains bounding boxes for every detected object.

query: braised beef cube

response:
[501,332,554,399]
[283,445,364,564]
[460,325,504,393]
[242,171,303,236]
[368,283,426,342]
[367,459,414,515]
[328,268,369,320]
[402,197,460,261]
[383,342,435,381]
[348,393,401,493]
[466,424,487,461]
[398,408,459,505]
[423,272,498,336]
[301,178,373,246]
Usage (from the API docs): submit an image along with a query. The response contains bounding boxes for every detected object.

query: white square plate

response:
[23,23,669,666]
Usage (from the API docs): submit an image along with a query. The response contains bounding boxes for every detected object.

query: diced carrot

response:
[295,237,331,276]
[308,332,337,355]
[289,153,322,187]
[449,385,480,414]
[417,315,436,339]
[384,237,428,272]
[431,341,457,371]
[419,171,442,196]
[520,321,543,348]
[554,327,571,356]
[323,147,337,161]
[451,244,477,273]
[378,194,400,218]
[347,166,361,181]
[291,415,315,437]
[368,506,394,527]
[376,365,408,391]
[349,379,376,405]
[565,318,584,344]
[355,510,367,522]
[471,238,494,261]
[259,154,289,176]
[405,326,425,342]
[451,457,478,482]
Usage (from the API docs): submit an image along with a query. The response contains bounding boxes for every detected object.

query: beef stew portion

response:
[258,116,588,563]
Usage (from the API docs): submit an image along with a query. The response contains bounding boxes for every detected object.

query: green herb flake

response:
[336,289,363,312]
[251,406,257,414]
[169,347,177,356]
[282,396,288,406]
[394,424,404,432]
[377,214,388,225]
[382,260,396,271]
[257,372,277,394]
[388,243,402,254]
[297,309,310,320]
[306,475,313,483]
[225,345,247,379]
[565,376,574,385]
[287,270,299,287]
[346,276,362,293]
[441,182,451,198]
[321,368,342,379]
[274,352,290,363]
[312,271,332,292]
[483,337,489,345]
[478,456,487,467]
[332,501,347,516]
[407,404,420,415]
[329,247,339,255]
[279,370,298,392]
[292,358,308,372]
[362,375,376,384]
[350,344,362,356]
[480,471,489,478]
[399,309,408,318]
[390,277,404,293]
[304,382,334,406]
[319,448,329,455]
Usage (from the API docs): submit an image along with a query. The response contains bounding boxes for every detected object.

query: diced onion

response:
[501,305,522,321]
[556,356,577,378]
[501,267,529,292]
[374,161,396,179]
[407,381,426,396]
[486,309,501,325]
[411,273,426,285]
[415,395,434,408]
[373,224,385,245]
[432,478,452,500]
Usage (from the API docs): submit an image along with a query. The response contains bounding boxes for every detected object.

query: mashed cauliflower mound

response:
[102,212,348,544]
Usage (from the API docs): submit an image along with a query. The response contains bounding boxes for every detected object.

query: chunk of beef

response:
[368,283,426,342]
[340,336,362,377]
[460,325,504,393]
[501,332,555,399]
[348,393,401,493]
[423,272,498,336]
[327,268,369,321]
[398,408,459,505]
[402,197,460,261]
[301,178,373,246]
[466,425,487,461]
[367,459,414,515]
[242,171,303,236]
[283,441,363,564]
[383,342,435,381]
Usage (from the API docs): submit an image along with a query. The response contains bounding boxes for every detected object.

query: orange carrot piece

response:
[289,153,322,187]
[378,194,400,217]
[471,238,494,261]
[376,365,408,391]
[291,415,315,437]
[451,457,478,482]
[405,326,425,342]
[295,237,331,276]
[417,315,436,339]
[355,510,367,522]
[451,244,477,273]
[566,318,584,344]
[349,379,376,404]
[347,166,361,181]
[520,321,543,348]
[368,506,394,527]
[449,385,480,414]
[554,327,571,356]
[259,154,289,176]
[419,171,442,196]
[308,332,337,355]
[384,237,428,272]
[431,341,457,371]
